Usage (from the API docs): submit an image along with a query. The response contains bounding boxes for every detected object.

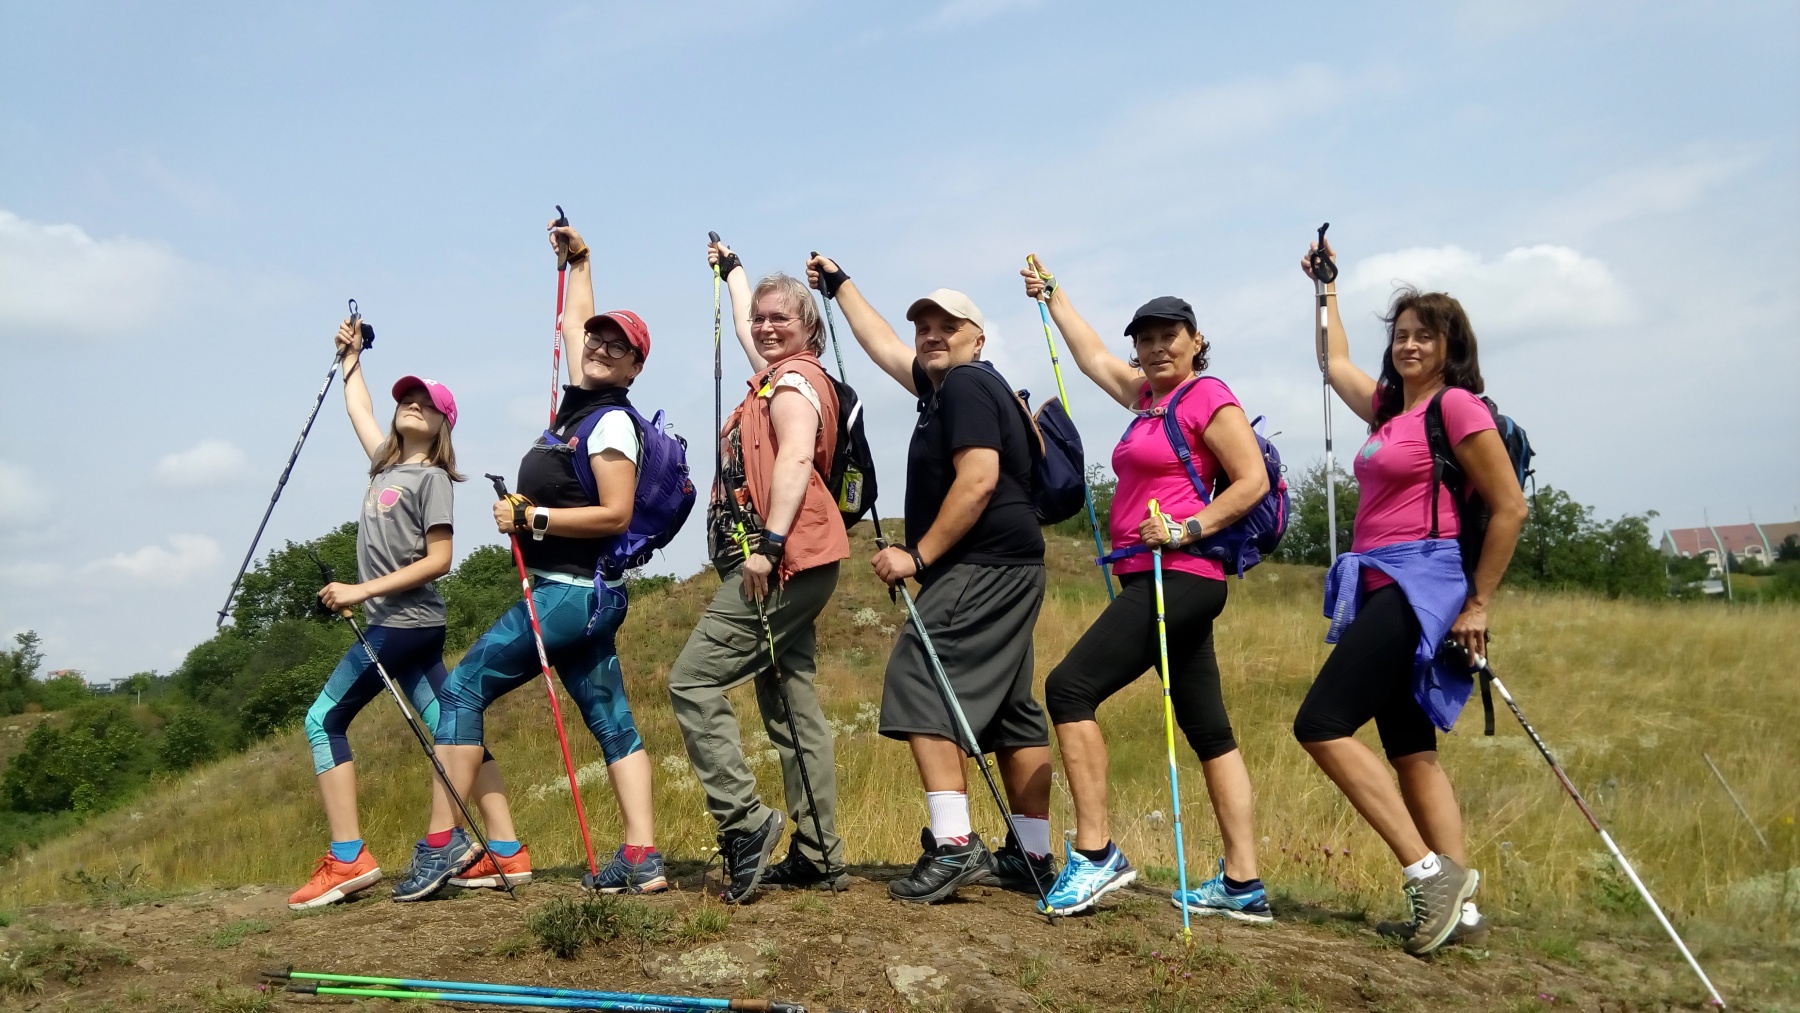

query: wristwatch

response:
[530,507,551,541]
[1183,517,1204,544]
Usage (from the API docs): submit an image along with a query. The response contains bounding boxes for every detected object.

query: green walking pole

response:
[1027,255,1113,600]
[1150,499,1192,945]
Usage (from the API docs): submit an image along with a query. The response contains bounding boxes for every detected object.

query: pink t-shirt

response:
[1109,377,1240,580]
[1352,386,1495,588]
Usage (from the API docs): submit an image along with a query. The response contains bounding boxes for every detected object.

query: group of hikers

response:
[281,216,1528,959]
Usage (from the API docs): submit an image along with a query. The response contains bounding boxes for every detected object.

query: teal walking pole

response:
[1150,500,1192,945]
[1028,255,1113,600]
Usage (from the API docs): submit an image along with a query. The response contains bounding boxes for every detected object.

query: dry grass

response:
[4,527,1795,948]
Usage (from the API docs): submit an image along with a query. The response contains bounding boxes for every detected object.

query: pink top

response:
[1353,386,1495,589]
[1110,377,1240,581]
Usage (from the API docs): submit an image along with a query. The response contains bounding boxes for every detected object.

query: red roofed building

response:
[1661,521,1800,574]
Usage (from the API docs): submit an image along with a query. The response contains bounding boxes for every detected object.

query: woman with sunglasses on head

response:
[1020,258,1272,922]
[392,217,664,901]
[1292,234,1526,955]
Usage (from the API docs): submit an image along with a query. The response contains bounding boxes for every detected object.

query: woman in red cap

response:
[393,217,665,901]
[288,316,518,910]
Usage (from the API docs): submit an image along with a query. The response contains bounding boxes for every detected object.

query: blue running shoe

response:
[391,828,482,902]
[1038,841,1137,916]
[583,845,669,895]
[1171,858,1273,924]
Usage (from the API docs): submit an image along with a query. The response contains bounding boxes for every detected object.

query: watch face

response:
[1185,518,1204,538]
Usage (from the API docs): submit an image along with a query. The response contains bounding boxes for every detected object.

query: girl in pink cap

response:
[288,316,520,910]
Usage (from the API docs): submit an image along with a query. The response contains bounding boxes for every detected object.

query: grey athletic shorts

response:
[879,562,1050,752]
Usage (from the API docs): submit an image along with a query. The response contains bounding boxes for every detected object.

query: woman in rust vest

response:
[664,240,849,905]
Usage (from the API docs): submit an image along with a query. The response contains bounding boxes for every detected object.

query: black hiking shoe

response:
[761,849,850,892]
[889,827,993,904]
[982,829,1056,897]
[718,810,784,905]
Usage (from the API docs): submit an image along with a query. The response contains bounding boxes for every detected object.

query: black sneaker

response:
[889,827,993,904]
[761,849,850,892]
[983,829,1056,897]
[718,810,784,905]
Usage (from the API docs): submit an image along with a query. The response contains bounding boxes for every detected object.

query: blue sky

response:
[3,1,1796,679]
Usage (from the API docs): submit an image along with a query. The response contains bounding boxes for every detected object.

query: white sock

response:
[1012,815,1051,858]
[1461,900,1481,925]
[1401,852,1442,881]
[926,791,971,845]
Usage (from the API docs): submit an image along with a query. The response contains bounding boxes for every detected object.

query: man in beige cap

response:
[806,254,1055,907]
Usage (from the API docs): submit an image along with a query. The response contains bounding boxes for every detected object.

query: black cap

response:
[1124,296,1197,337]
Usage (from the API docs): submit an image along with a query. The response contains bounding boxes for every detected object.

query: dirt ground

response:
[5,858,1788,1013]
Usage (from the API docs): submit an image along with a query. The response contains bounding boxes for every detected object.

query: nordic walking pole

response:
[1309,224,1340,561]
[305,553,514,900]
[217,300,374,627]
[871,514,1056,922]
[1466,651,1727,1008]
[1148,501,1192,945]
[486,474,601,881]
[1702,752,1772,853]
[278,981,786,1012]
[263,967,799,1012]
[1027,255,1113,600]
[550,205,570,427]
[712,236,838,887]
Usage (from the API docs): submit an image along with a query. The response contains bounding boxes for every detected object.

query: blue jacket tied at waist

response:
[1323,539,1473,732]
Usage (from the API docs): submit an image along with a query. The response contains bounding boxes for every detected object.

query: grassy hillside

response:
[3,527,1795,949]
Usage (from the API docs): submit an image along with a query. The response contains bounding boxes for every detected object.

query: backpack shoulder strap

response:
[952,361,1045,458]
[566,404,640,506]
[1159,378,1211,506]
[1423,388,1453,540]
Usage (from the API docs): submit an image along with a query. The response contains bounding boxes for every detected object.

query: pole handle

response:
[553,205,570,269]
[259,965,294,980]
[486,473,511,499]
[348,298,374,349]
[1309,222,1338,284]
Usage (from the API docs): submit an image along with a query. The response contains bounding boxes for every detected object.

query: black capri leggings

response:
[1292,584,1437,759]
[1044,570,1237,762]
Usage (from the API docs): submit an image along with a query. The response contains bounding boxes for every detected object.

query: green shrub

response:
[159,706,226,771]
[2,701,153,813]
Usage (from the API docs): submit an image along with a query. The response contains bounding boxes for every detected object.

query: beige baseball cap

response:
[905,288,986,332]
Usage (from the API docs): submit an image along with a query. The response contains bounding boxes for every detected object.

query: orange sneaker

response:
[450,844,534,889]
[288,847,382,910]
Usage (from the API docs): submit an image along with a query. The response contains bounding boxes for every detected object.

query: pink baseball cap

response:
[582,309,652,362]
[391,376,459,429]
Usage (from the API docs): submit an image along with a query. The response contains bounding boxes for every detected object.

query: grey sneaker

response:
[1378,902,1489,947]
[1402,858,1481,956]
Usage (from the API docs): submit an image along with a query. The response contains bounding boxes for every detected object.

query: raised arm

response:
[336,318,385,458]
[1021,255,1143,408]
[551,220,594,386]
[1301,236,1378,425]
[806,254,917,395]
[707,236,760,370]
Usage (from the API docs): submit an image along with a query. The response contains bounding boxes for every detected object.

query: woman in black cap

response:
[1021,259,1272,921]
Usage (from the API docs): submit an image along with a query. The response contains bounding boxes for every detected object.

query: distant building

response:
[1661,521,1800,576]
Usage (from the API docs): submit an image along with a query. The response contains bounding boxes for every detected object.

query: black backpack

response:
[824,375,878,528]
[1423,388,1535,577]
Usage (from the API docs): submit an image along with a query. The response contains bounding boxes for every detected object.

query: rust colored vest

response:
[728,351,849,579]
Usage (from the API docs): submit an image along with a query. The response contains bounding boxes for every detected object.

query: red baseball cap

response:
[390,376,459,429]
[582,310,651,362]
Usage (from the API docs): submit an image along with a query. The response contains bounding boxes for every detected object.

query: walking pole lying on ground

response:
[262,967,803,1012]
[1702,752,1772,853]
[1026,255,1113,601]
[870,510,1055,922]
[486,473,601,883]
[709,234,839,889]
[1308,225,1340,561]
[217,300,374,627]
[1148,501,1192,945]
[305,553,514,900]
[550,204,570,427]
[1467,650,1727,1008]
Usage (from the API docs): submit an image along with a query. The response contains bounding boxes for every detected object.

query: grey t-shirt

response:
[357,463,455,628]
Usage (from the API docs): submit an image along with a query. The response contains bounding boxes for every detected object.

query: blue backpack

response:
[553,403,697,583]
[956,361,1087,525]
[1102,377,1290,577]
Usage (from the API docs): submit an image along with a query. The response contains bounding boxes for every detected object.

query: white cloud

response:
[153,439,248,487]
[1539,148,1759,235]
[0,460,37,528]
[0,210,205,340]
[924,0,1043,29]
[1106,65,1360,154]
[1341,244,1632,336]
[88,534,221,585]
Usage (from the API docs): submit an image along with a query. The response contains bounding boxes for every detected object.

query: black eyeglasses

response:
[583,333,635,359]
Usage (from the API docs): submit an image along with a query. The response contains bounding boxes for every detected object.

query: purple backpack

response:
[1101,377,1290,577]
[556,404,696,583]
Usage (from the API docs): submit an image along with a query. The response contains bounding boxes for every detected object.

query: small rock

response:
[887,964,947,1000]
[136,957,156,971]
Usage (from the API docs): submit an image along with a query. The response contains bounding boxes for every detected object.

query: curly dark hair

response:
[1128,324,1209,375]
[1370,287,1483,430]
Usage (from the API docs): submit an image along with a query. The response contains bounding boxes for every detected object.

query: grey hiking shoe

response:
[718,810,784,905]
[1401,857,1481,956]
[761,849,850,892]
[1378,902,1489,947]
[889,827,993,904]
